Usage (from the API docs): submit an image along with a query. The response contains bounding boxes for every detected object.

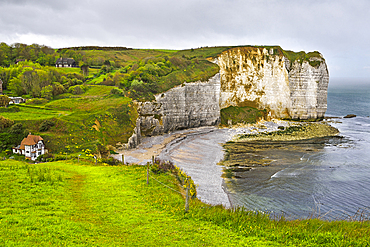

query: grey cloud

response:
[0,0,370,78]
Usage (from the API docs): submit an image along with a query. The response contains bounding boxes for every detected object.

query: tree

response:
[8,77,24,96]
[41,85,53,100]
[81,64,89,77]
[52,82,65,96]
[0,95,10,107]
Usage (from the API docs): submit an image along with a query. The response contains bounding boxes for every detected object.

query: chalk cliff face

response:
[127,75,221,148]
[218,47,329,119]
[127,46,329,148]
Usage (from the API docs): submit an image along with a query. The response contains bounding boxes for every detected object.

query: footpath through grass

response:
[1,160,369,246]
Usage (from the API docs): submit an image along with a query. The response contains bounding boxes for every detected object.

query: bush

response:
[69,85,86,95]
[150,157,197,199]
[110,87,125,96]
[36,152,54,162]
[0,116,14,130]
[9,123,26,136]
[39,119,55,132]
[100,78,115,86]
[151,158,176,174]
[101,157,121,166]
[41,85,53,100]
[0,95,11,107]
[26,98,48,105]
[96,142,110,159]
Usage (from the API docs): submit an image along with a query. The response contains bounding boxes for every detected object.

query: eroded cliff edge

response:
[127,46,329,148]
[218,47,328,120]
[127,74,221,148]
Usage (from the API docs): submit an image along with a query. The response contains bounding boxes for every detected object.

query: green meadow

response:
[1,159,369,246]
[1,85,137,154]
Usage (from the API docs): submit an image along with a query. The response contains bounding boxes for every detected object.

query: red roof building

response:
[13,134,48,161]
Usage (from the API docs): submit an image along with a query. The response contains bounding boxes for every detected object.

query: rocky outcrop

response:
[127,46,329,148]
[126,74,221,148]
[218,47,329,120]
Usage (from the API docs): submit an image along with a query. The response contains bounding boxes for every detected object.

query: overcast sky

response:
[1,0,369,83]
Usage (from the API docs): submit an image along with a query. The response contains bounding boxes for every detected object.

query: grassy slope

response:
[2,85,136,153]
[1,160,369,246]
[0,160,270,246]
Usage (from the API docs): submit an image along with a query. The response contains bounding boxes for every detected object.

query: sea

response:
[224,80,370,220]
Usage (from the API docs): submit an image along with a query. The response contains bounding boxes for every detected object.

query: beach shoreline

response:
[113,120,338,208]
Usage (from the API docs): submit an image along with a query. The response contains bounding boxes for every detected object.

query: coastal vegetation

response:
[220,106,267,126]
[1,159,369,246]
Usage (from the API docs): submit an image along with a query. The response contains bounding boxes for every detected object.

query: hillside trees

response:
[0,118,27,151]
[0,42,57,67]
[2,61,84,98]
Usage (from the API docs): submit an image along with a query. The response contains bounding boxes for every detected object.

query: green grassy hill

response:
[1,160,368,246]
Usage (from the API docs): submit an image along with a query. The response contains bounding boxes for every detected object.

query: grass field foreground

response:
[1,160,369,246]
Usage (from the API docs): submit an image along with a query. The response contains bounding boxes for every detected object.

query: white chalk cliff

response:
[127,46,329,148]
[218,47,328,119]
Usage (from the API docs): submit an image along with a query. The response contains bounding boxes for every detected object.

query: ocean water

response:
[224,82,370,220]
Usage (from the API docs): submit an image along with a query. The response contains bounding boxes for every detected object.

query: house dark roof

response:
[56,57,76,66]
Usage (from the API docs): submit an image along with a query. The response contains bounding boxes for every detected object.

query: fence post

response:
[152,155,155,166]
[121,154,124,164]
[185,178,189,213]
[146,162,150,185]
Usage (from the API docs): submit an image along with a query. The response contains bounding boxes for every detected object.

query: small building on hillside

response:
[9,97,26,104]
[13,134,48,161]
[16,59,25,64]
[55,58,77,68]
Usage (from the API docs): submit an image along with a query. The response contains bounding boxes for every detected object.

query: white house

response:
[55,58,77,67]
[13,134,48,161]
[9,97,26,104]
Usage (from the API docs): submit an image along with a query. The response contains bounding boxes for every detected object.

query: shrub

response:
[101,157,121,166]
[0,95,11,107]
[151,157,176,174]
[39,119,55,132]
[110,87,125,96]
[69,85,86,95]
[26,98,48,105]
[96,142,110,159]
[41,85,53,100]
[36,152,54,162]
[100,78,115,86]
[0,116,14,130]
[150,158,197,199]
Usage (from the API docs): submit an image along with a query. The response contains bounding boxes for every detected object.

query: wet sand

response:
[113,121,288,207]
